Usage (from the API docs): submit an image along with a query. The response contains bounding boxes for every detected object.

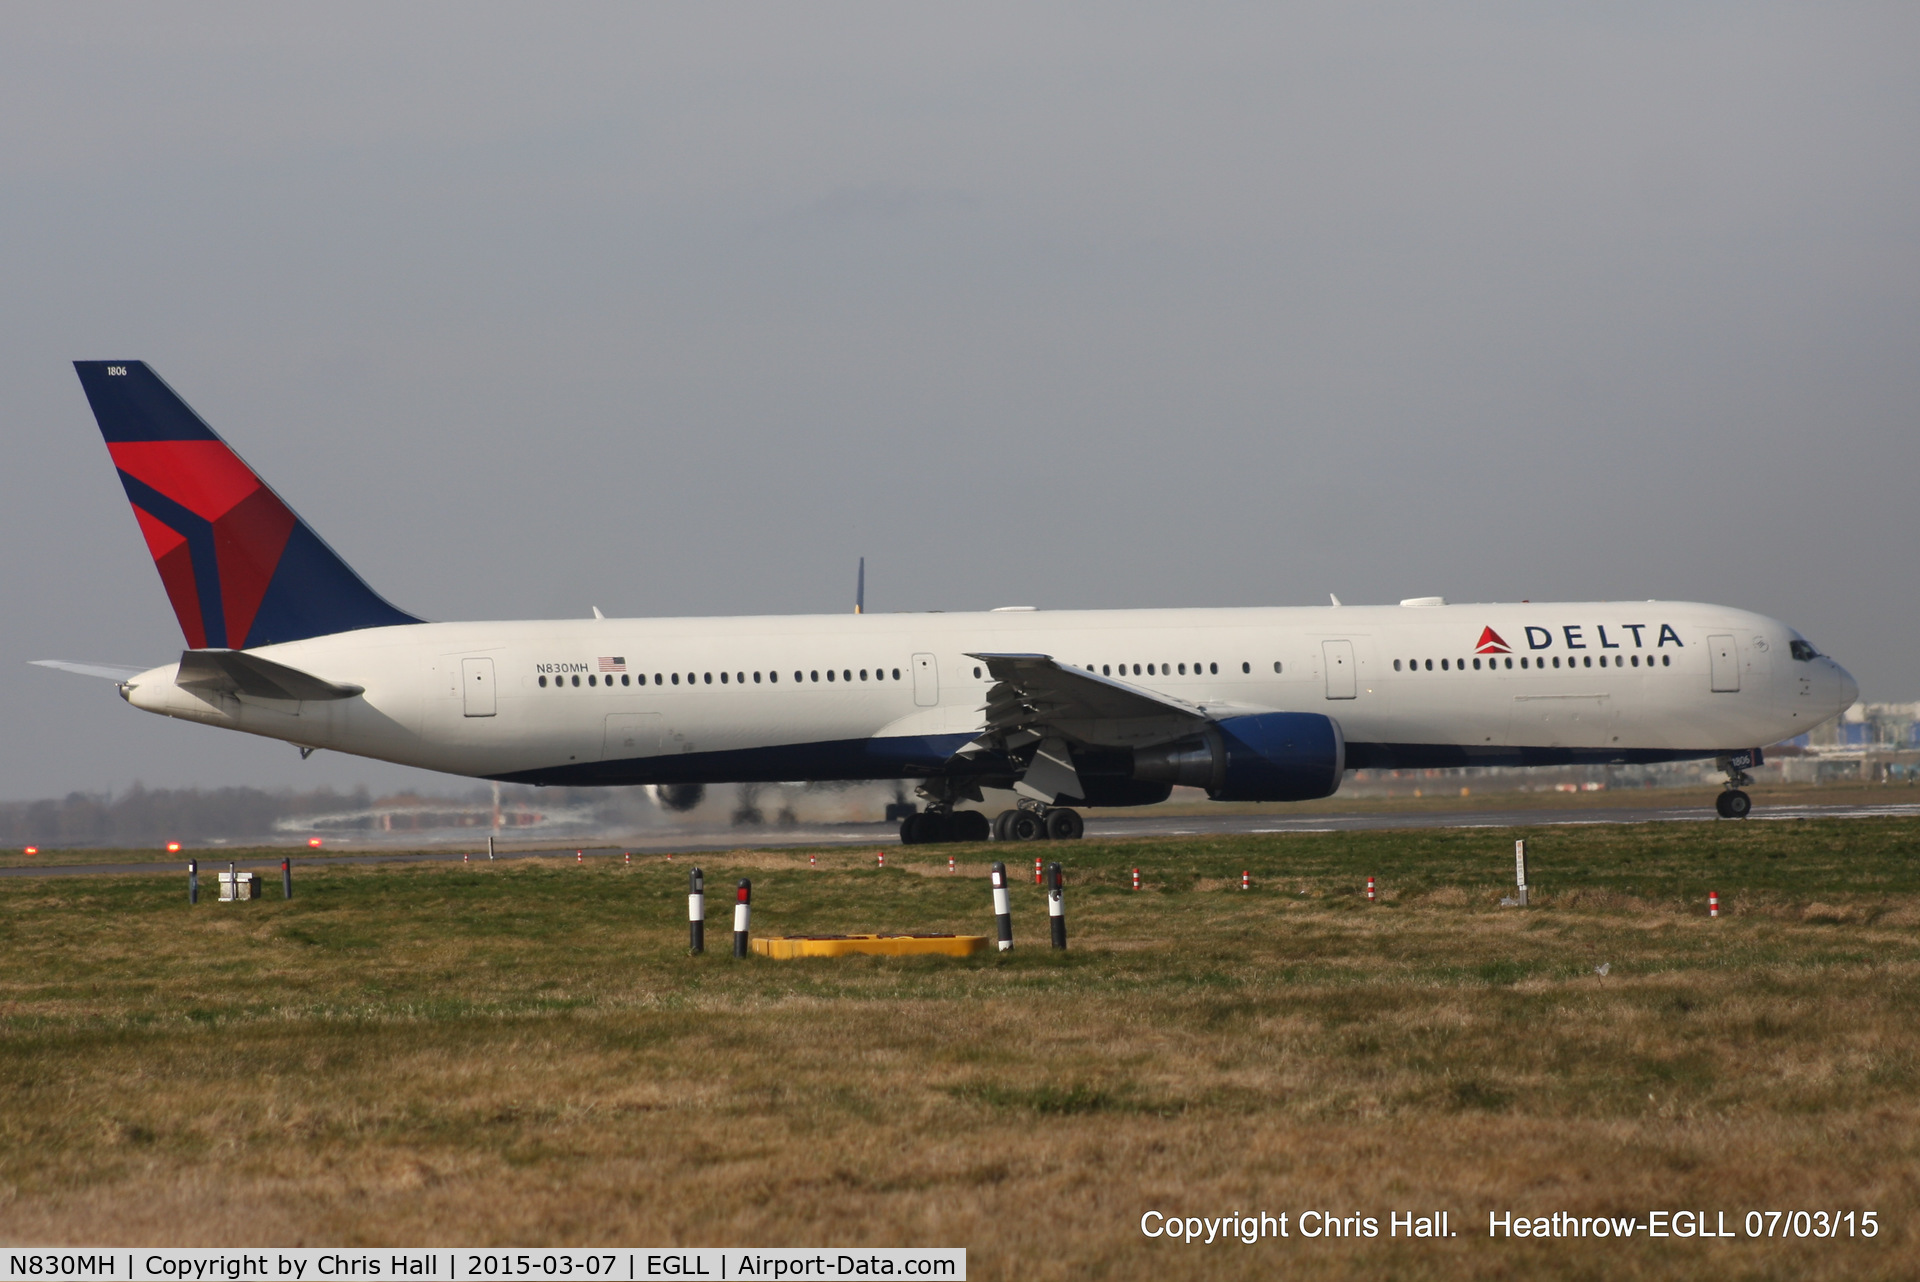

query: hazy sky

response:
[4,4,1916,801]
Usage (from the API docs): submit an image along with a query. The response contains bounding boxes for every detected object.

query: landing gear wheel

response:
[1715,790,1752,820]
[899,813,922,844]
[1044,808,1084,841]
[992,809,1020,841]
[953,810,991,842]
[1007,810,1045,841]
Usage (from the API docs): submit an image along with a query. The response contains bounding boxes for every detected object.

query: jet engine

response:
[649,783,707,813]
[1132,712,1345,802]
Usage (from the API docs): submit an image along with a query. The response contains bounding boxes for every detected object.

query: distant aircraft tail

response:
[72,361,421,649]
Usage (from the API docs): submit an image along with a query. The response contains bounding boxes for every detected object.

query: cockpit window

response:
[1789,639,1819,662]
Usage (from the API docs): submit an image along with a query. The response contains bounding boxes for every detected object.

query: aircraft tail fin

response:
[72,361,421,649]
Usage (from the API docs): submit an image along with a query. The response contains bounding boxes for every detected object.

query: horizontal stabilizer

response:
[176,648,363,701]
[30,660,149,682]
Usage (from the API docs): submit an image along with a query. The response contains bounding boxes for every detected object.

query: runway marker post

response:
[1241,870,1250,891]
[1034,855,1043,886]
[809,852,816,867]
[624,852,631,866]
[487,836,495,860]
[877,850,886,869]
[576,850,584,865]
[1047,862,1066,950]
[1515,840,1529,907]
[948,854,956,873]
[464,852,469,865]
[733,879,752,958]
[688,868,705,954]
[1132,867,1140,890]
[282,858,292,900]
[990,861,1013,952]
[1366,875,1376,904]
[188,859,198,905]
[1710,890,1720,919]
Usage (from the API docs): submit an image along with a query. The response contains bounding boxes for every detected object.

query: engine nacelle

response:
[1132,713,1344,802]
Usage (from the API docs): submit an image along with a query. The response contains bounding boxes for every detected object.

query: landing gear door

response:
[1708,634,1740,693]
[1322,640,1357,700]
[460,658,496,716]
[912,653,939,707]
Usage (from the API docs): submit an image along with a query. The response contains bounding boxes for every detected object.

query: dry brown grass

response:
[3,821,1918,1279]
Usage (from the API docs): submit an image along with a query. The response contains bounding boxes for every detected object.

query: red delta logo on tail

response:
[72,361,420,650]
[1475,627,1510,655]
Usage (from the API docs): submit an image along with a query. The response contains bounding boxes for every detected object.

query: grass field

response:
[3,819,1918,1279]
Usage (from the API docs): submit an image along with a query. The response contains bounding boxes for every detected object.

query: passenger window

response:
[1662,655,1671,666]
[891,668,900,680]
[1178,663,1187,675]
[1241,662,1250,674]
[588,674,597,687]
[720,672,728,684]
[811,671,819,682]
[860,669,868,681]
[1273,661,1282,673]
[538,675,548,687]
[754,672,762,683]
[1147,664,1155,675]
[1209,662,1218,674]
[1102,665,1110,676]
[1441,659,1449,671]
[1552,657,1561,668]
[570,675,579,687]
[768,672,777,683]
[1504,657,1513,669]
[1393,660,1401,671]
[1472,658,1481,670]
[972,666,980,679]
[827,669,835,682]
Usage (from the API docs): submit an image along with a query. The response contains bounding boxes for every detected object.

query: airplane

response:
[35,361,1859,843]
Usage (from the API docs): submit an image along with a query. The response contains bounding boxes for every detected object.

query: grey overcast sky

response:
[3,4,1916,801]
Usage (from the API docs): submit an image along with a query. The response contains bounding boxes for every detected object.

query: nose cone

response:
[1832,660,1860,715]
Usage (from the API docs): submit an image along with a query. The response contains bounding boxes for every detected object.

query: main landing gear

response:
[899,809,991,845]
[992,804,1084,842]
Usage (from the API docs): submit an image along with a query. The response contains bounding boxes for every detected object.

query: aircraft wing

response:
[175,649,364,701]
[967,652,1207,733]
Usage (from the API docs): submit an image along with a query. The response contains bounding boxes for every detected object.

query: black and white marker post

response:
[688,867,705,954]
[1046,861,1066,950]
[990,861,1013,952]
[188,859,198,905]
[282,858,293,900]
[1514,839,1530,908]
[733,879,752,958]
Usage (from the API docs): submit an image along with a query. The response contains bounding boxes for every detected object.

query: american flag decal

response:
[598,656,627,672]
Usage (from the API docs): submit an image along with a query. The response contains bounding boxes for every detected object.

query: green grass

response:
[2,819,1918,1279]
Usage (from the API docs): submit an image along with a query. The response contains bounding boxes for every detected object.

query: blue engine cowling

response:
[1132,713,1345,802]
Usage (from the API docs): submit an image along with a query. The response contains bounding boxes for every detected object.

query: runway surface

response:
[7,798,1919,879]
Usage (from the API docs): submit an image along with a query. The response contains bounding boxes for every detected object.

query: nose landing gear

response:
[1714,751,1759,819]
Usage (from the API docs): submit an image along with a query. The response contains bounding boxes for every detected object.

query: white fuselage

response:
[121,600,1857,791]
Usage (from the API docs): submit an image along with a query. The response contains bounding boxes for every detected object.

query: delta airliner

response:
[36,362,1858,842]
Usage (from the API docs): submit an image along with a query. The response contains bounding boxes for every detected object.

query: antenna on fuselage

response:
[1329,593,1343,607]
[855,557,865,614]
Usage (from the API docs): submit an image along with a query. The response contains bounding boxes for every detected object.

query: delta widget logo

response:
[1475,627,1510,655]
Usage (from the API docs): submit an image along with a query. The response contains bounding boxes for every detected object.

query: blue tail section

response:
[73,361,423,648]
